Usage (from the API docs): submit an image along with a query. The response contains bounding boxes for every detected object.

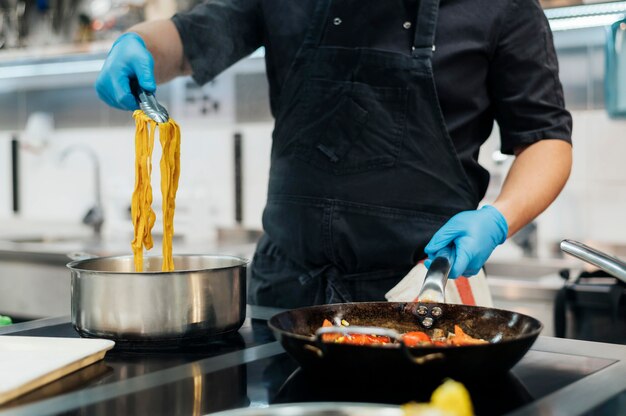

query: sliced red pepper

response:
[403,331,432,347]
[338,334,391,345]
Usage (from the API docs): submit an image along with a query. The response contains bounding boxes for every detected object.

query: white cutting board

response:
[0,336,115,405]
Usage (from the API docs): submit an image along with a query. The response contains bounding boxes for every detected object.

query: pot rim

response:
[66,253,249,275]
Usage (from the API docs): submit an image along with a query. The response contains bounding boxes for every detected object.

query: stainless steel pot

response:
[67,254,248,348]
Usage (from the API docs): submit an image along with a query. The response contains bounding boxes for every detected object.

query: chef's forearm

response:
[492,139,572,237]
[128,20,192,84]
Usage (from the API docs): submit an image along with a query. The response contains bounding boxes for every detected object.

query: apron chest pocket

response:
[295,80,408,175]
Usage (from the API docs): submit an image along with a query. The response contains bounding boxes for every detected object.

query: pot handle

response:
[313,326,444,365]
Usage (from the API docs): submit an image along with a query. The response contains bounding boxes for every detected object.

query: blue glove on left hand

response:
[424,205,508,279]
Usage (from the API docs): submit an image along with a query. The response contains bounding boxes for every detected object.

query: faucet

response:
[59,145,104,237]
[512,221,538,257]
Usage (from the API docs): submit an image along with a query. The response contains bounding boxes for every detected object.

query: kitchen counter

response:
[0,306,625,416]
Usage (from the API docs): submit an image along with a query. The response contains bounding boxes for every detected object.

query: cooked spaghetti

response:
[131,110,181,272]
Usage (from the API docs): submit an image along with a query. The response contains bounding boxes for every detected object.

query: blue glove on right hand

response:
[95,32,156,111]
[424,205,508,279]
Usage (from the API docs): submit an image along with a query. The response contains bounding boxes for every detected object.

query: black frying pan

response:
[268,258,543,381]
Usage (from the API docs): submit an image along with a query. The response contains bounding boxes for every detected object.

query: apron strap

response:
[453,277,477,306]
[412,0,441,59]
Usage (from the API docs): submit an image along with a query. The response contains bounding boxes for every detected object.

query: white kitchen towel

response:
[385,262,493,307]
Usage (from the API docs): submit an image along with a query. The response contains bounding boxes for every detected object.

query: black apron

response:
[249,0,478,308]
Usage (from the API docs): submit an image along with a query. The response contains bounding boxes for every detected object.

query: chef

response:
[96,0,573,308]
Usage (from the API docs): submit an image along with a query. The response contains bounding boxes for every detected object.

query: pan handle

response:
[314,326,445,365]
[399,347,445,366]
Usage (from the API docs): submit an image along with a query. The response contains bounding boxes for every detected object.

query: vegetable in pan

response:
[321,319,487,347]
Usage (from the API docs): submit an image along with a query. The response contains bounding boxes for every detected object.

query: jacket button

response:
[333,17,342,25]
[403,21,412,29]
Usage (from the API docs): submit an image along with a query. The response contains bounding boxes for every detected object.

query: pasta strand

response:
[132,110,181,272]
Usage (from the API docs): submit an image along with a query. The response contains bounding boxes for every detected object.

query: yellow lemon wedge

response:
[402,379,474,416]
[430,379,474,416]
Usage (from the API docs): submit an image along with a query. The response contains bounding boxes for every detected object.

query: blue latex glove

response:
[424,205,508,279]
[95,32,156,111]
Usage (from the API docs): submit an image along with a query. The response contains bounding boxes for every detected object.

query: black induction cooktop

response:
[0,306,624,416]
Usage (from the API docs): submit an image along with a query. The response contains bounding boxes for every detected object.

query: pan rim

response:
[268,301,544,349]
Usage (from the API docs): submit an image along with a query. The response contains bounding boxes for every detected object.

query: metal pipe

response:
[234,132,243,225]
[10,135,19,213]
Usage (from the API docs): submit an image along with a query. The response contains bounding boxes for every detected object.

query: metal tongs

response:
[412,255,452,328]
[314,254,453,345]
[312,256,451,363]
[130,78,170,123]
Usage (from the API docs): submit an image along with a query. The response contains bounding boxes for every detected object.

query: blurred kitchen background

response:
[0,0,625,343]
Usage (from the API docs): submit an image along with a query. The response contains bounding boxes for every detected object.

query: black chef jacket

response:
[171,0,573,202]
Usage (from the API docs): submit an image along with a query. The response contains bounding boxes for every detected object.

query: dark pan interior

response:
[270,302,543,343]
[269,302,543,380]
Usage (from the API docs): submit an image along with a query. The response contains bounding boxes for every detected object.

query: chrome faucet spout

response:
[59,145,104,237]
